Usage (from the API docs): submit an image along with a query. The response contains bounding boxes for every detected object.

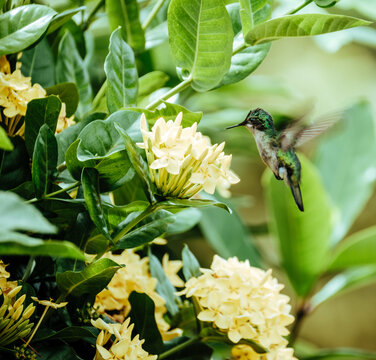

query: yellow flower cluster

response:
[95,250,182,341]
[180,255,297,359]
[0,260,17,295]
[232,344,297,360]
[91,318,157,360]
[137,113,240,198]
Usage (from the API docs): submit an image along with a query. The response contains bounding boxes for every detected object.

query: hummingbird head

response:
[226,108,275,132]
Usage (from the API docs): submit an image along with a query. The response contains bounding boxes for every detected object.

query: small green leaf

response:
[240,0,252,36]
[314,0,340,8]
[46,82,79,117]
[138,71,169,98]
[24,95,62,156]
[32,124,58,198]
[0,5,56,55]
[0,127,13,151]
[158,198,231,212]
[168,0,234,91]
[56,258,120,297]
[329,226,376,270]
[245,14,371,45]
[105,27,138,113]
[82,167,112,242]
[106,0,145,52]
[0,191,56,233]
[47,6,86,34]
[182,244,202,281]
[128,292,164,355]
[149,249,180,315]
[56,31,92,118]
[0,231,85,260]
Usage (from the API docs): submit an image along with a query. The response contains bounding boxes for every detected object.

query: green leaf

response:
[115,123,154,202]
[35,342,83,360]
[0,5,56,55]
[34,326,97,342]
[145,22,168,50]
[106,0,145,52]
[105,27,138,113]
[182,244,202,281]
[207,341,233,360]
[314,0,340,8]
[149,249,180,315]
[314,101,376,243]
[128,292,164,355]
[56,258,120,297]
[65,139,96,180]
[47,6,86,34]
[0,191,56,233]
[24,95,62,156]
[82,167,112,242]
[245,14,371,45]
[158,198,231,212]
[168,0,234,91]
[240,0,271,34]
[46,82,79,117]
[0,231,85,260]
[311,266,376,309]
[0,127,13,151]
[111,210,175,250]
[329,226,376,270]
[138,71,169,98]
[32,124,58,198]
[167,208,202,235]
[199,195,260,266]
[56,31,92,118]
[20,38,54,88]
[301,347,376,360]
[263,155,333,296]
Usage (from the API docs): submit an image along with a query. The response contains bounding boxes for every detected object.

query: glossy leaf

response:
[0,5,56,55]
[56,258,120,297]
[168,0,233,91]
[240,0,271,39]
[314,101,376,243]
[314,0,340,8]
[128,292,164,354]
[311,266,376,308]
[32,124,58,198]
[20,38,54,87]
[149,249,180,315]
[24,95,62,156]
[46,82,79,117]
[329,226,376,270]
[245,14,371,45]
[34,326,96,342]
[0,231,85,260]
[65,139,96,181]
[157,198,231,213]
[301,348,376,360]
[167,208,202,235]
[81,167,112,242]
[105,28,138,113]
[263,155,333,296]
[0,191,56,233]
[106,0,145,51]
[138,71,169,97]
[0,127,13,151]
[47,6,86,34]
[56,31,92,118]
[182,244,202,281]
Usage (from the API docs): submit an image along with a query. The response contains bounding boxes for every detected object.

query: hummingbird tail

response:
[286,175,304,212]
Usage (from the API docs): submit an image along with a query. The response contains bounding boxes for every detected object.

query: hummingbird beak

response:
[226,120,247,130]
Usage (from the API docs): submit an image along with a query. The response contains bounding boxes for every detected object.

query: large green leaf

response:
[245,14,371,45]
[47,6,86,34]
[329,226,376,270]
[240,0,271,38]
[157,198,231,212]
[0,191,56,233]
[168,0,234,91]
[56,31,92,118]
[106,0,145,51]
[0,5,56,55]
[128,292,164,355]
[105,27,138,113]
[138,71,169,98]
[56,258,120,297]
[46,82,79,117]
[263,155,333,296]
[82,167,112,242]
[311,266,376,308]
[20,38,55,88]
[32,124,58,198]
[167,208,202,235]
[34,326,96,342]
[0,127,13,151]
[65,139,96,180]
[24,95,62,156]
[0,231,85,260]
[301,348,376,360]
[314,101,376,244]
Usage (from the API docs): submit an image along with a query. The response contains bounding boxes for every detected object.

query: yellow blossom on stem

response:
[137,113,240,198]
[162,253,184,288]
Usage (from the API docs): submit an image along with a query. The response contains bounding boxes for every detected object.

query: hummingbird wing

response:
[278,112,341,151]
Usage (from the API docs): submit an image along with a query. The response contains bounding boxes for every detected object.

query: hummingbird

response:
[227,108,337,212]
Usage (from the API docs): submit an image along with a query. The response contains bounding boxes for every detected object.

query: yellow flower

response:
[180,255,295,353]
[55,102,75,134]
[162,253,184,288]
[232,344,297,360]
[31,297,68,309]
[95,250,182,341]
[92,317,157,360]
[137,113,240,198]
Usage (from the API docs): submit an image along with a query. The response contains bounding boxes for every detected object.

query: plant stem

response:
[158,337,199,359]
[233,42,247,56]
[82,0,105,30]
[289,299,311,346]
[145,78,192,110]
[287,0,313,15]
[25,306,49,347]
[26,181,80,204]
[142,0,166,31]
[91,80,107,111]
[22,256,35,282]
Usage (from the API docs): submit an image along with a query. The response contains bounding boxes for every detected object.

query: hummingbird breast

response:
[252,129,280,175]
